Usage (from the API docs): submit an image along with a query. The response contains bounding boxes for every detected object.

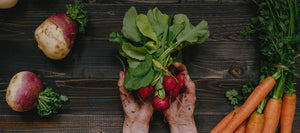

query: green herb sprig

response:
[66,0,88,33]
[37,87,68,117]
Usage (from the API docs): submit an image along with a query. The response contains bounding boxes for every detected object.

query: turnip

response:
[34,0,88,60]
[138,85,153,98]
[152,96,170,112]
[6,71,68,116]
[0,0,18,9]
[175,73,185,91]
[163,76,177,91]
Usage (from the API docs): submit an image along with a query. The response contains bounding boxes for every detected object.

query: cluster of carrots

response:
[211,71,297,133]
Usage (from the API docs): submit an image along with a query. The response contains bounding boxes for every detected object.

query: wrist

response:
[123,117,150,133]
[169,118,197,133]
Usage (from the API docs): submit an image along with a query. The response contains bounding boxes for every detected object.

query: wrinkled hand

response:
[118,71,154,133]
[164,62,197,133]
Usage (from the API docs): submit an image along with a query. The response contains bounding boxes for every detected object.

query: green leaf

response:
[136,14,158,43]
[169,23,185,43]
[129,55,153,77]
[147,8,169,39]
[109,32,126,43]
[124,55,154,90]
[144,41,157,54]
[121,6,142,42]
[176,20,210,44]
[121,43,147,61]
[66,0,88,33]
[173,14,189,25]
[155,89,166,99]
[127,58,141,68]
[124,68,154,90]
[37,87,68,117]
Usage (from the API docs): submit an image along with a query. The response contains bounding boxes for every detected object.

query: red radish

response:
[152,96,170,112]
[5,71,68,116]
[163,76,177,91]
[170,85,180,101]
[176,73,185,91]
[34,0,88,60]
[138,85,154,98]
[6,71,43,112]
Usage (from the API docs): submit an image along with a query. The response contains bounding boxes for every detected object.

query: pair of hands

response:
[118,62,197,133]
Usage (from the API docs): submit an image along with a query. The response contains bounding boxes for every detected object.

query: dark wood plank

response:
[1,79,300,132]
[0,0,299,133]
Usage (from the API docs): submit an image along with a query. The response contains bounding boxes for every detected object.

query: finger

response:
[118,71,130,100]
[174,62,188,75]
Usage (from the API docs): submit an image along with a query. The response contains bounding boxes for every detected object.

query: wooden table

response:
[0,0,299,132]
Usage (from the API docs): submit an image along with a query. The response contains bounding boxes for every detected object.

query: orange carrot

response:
[246,112,264,133]
[262,98,282,133]
[280,93,297,133]
[222,76,277,133]
[234,119,247,133]
[210,107,240,133]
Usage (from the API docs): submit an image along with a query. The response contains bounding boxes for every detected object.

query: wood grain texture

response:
[0,0,299,133]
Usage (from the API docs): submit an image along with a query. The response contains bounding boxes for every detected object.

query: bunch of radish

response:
[6,71,68,116]
[34,0,88,60]
[109,7,209,111]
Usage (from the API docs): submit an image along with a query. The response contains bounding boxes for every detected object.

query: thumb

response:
[184,74,196,96]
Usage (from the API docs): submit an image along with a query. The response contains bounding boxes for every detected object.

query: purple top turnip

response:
[6,71,43,112]
[34,0,88,60]
[6,71,68,116]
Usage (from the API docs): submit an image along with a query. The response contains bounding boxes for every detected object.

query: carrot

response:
[222,75,278,133]
[246,112,264,133]
[234,119,247,133]
[262,98,282,133]
[210,107,240,133]
[280,93,297,133]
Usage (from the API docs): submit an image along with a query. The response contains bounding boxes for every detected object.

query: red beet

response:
[138,85,154,98]
[175,73,185,91]
[163,76,177,91]
[152,96,170,112]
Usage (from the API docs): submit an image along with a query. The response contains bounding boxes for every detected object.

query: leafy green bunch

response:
[109,7,209,98]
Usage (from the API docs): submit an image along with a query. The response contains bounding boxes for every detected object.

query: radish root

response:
[115,55,126,72]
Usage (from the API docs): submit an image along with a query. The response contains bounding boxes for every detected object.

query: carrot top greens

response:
[227,0,300,107]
